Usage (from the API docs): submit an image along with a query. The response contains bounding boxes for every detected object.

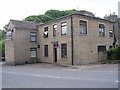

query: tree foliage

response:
[24,9,77,23]
[0,30,6,55]
[108,46,120,60]
[103,15,110,20]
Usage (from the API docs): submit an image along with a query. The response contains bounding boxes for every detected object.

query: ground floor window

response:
[98,46,106,52]
[30,48,37,58]
[44,45,48,57]
[109,46,113,49]
[61,44,67,58]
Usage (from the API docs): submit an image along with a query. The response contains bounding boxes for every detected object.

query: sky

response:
[0,0,119,29]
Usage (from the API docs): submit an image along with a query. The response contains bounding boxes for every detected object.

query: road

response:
[1,63,119,88]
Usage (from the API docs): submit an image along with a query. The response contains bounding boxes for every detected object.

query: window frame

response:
[99,24,105,36]
[61,22,67,36]
[61,44,67,58]
[44,45,48,57]
[30,32,37,42]
[6,30,12,39]
[30,48,37,58]
[53,24,57,37]
[98,46,106,53]
[44,27,48,38]
[109,30,113,37]
[80,20,87,35]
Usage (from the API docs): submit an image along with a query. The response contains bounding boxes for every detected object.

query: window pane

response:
[44,27,48,38]
[30,48,37,58]
[62,26,67,35]
[44,27,48,32]
[61,44,67,58]
[31,51,36,57]
[44,45,48,57]
[6,31,12,39]
[109,30,113,37]
[80,21,87,34]
[62,22,67,26]
[99,24,105,36]
[53,25,57,37]
[30,32,36,42]
[30,33,36,36]
[61,22,67,35]
[31,37,36,41]
[98,46,106,52]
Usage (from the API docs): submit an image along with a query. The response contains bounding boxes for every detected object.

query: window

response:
[44,45,48,57]
[61,44,67,58]
[109,46,113,49]
[30,32,36,42]
[109,30,113,37]
[99,24,105,36]
[30,48,37,58]
[6,30,12,39]
[53,24,57,37]
[80,20,87,34]
[61,22,67,35]
[44,27,48,38]
[98,46,106,52]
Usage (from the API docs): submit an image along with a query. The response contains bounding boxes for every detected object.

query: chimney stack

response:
[109,12,118,22]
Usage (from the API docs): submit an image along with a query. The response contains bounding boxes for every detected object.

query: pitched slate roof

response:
[10,19,41,30]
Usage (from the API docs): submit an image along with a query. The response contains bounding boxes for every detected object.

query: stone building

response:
[5,13,116,65]
[5,20,40,65]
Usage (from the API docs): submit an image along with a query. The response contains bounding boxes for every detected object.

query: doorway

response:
[53,48,57,63]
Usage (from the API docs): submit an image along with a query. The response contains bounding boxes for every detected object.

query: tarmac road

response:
[1,63,119,88]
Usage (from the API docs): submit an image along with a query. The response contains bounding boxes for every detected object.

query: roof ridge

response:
[10,19,40,24]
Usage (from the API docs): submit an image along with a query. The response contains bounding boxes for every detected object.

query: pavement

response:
[1,62,119,88]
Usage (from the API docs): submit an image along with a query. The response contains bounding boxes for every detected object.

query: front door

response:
[53,48,57,63]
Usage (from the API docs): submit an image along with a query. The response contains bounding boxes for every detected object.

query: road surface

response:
[1,63,119,88]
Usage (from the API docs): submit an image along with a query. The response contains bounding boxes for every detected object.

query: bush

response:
[108,46,120,60]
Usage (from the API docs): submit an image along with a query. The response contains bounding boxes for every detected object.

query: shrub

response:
[108,46,120,60]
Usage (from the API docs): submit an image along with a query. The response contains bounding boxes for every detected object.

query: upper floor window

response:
[99,24,105,36]
[61,22,67,35]
[44,45,48,57]
[30,32,37,42]
[44,27,48,38]
[109,30,113,37]
[6,30,12,39]
[53,24,57,37]
[80,20,87,34]
[61,44,67,58]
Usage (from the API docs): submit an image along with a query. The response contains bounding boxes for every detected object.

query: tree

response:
[103,14,110,20]
[38,14,54,23]
[24,9,96,23]
[3,24,8,31]
[24,9,77,23]
[24,15,41,22]
[0,30,6,55]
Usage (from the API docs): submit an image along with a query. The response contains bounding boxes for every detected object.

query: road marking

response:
[115,81,120,83]
[2,71,118,83]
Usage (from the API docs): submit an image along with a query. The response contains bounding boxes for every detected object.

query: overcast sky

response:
[0,0,119,29]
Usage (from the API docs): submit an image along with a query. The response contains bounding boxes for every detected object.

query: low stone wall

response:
[102,60,120,64]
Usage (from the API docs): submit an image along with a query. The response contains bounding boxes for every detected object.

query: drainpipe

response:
[113,24,116,48]
[71,15,74,65]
